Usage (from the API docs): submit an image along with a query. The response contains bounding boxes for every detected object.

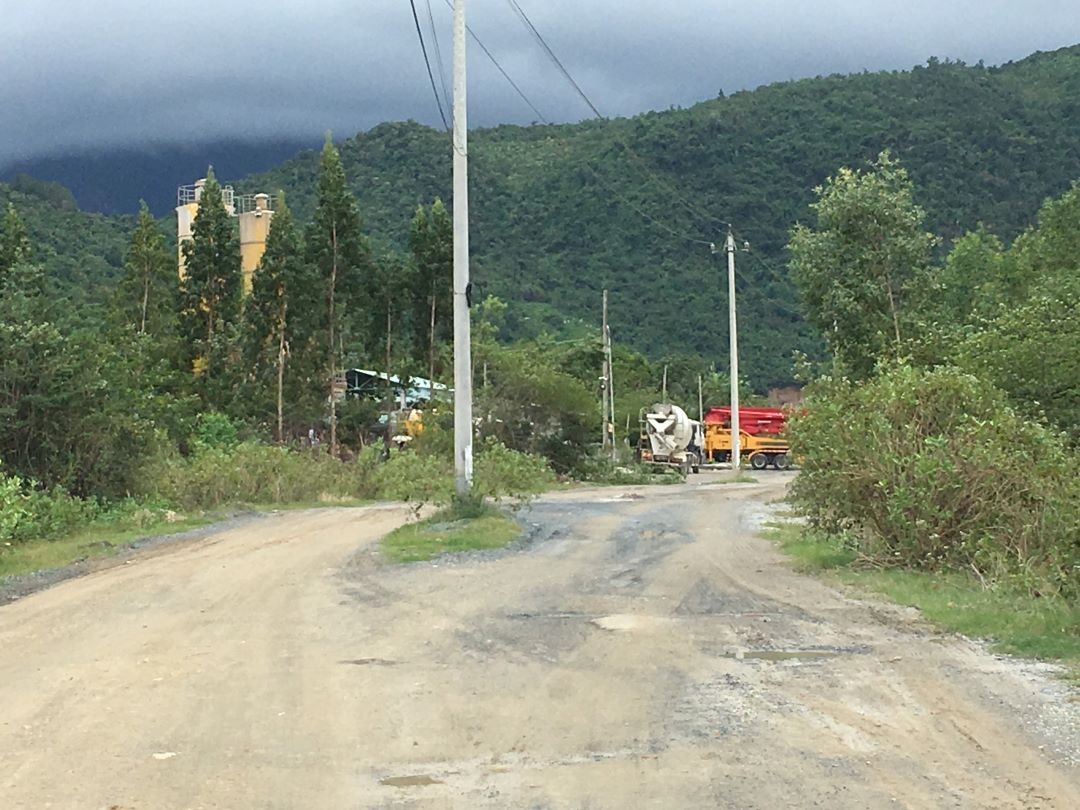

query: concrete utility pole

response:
[726,225,741,470]
[452,0,474,495]
[606,318,616,460]
[601,290,611,456]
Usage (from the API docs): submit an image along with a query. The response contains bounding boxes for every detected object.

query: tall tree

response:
[306,138,373,454]
[113,201,177,336]
[244,194,317,441]
[408,198,452,384]
[955,183,1080,439]
[179,168,242,402]
[369,253,415,409]
[788,152,938,379]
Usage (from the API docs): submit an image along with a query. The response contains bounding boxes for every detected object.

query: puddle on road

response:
[339,658,397,666]
[725,649,840,661]
[380,775,443,787]
[591,614,673,632]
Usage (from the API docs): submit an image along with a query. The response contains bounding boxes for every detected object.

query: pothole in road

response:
[339,658,398,666]
[380,775,443,787]
[727,649,837,661]
[722,646,869,661]
[590,614,674,632]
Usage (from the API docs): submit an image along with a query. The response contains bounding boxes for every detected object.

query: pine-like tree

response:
[408,198,452,384]
[179,168,242,402]
[113,201,177,336]
[305,138,373,453]
[369,253,416,410]
[244,194,319,441]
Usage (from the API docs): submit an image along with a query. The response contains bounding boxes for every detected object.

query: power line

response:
[441,0,549,124]
[587,161,714,247]
[423,0,453,123]
[502,1,726,241]
[613,142,728,231]
[597,143,723,236]
[408,0,450,131]
[503,0,603,118]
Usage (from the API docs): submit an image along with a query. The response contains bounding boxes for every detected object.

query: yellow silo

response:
[174,178,205,280]
[176,179,271,294]
[238,193,274,295]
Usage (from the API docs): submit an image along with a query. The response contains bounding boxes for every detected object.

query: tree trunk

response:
[140,274,149,334]
[428,289,437,389]
[885,272,902,351]
[276,296,287,444]
[386,305,393,410]
[328,224,338,457]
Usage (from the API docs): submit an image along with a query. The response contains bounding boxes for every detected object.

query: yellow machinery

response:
[405,407,425,438]
[702,424,792,470]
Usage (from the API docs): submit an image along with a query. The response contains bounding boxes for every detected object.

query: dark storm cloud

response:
[3,0,1080,165]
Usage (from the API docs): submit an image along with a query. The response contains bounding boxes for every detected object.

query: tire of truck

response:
[690,453,700,474]
[749,452,768,470]
[773,453,791,470]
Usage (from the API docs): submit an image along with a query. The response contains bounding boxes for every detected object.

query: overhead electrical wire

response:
[424,0,454,124]
[614,142,729,231]
[409,0,724,248]
[408,0,451,131]
[503,0,603,118]
[586,161,714,247]
[440,0,550,124]
[502,0,724,244]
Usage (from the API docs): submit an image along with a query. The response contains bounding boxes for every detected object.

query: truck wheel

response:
[773,453,791,470]
[749,453,768,470]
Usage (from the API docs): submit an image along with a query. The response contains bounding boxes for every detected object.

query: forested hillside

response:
[7,45,1080,388]
[0,176,136,314]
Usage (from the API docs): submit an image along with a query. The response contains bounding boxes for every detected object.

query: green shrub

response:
[788,364,1080,595]
[0,469,28,541]
[372,450,455,508]
[473,439,556,505]
[141,443,383,510]
[191,412,241,453]
[0,463,99,544]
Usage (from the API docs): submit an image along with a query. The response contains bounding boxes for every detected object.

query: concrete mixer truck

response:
[636,403,703,474]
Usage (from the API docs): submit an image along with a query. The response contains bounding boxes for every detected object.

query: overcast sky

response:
[3,0,1080,167]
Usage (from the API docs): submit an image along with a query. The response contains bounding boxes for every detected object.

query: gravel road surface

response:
[1,476,1077,809]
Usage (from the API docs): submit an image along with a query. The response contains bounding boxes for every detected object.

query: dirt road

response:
[1,477,1077,809]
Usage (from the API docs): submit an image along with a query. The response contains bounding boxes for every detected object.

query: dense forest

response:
[4,45,1080,389]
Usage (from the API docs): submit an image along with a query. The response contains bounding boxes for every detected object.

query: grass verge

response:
[381,505,521,563]
[0,514,211,580]
[762,521,1080,666]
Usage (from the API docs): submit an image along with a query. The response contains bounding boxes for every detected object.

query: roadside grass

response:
[0,496,384,582]
[0,514,211,579]
[381,503,521,563]
[723,472,760,484]
[762,521,1080,666]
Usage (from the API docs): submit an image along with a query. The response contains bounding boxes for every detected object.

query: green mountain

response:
[0,175,137,312]
[8,45,1080,388]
